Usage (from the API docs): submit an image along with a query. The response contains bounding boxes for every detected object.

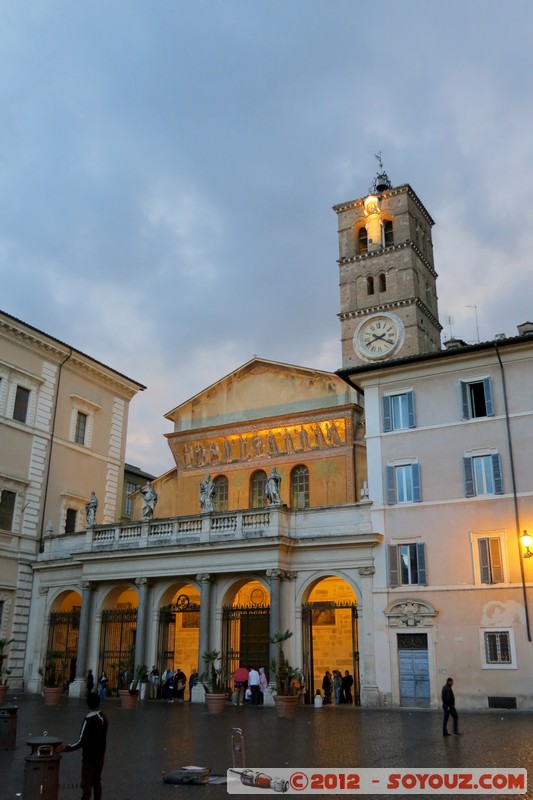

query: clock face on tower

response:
[353,312,404,361]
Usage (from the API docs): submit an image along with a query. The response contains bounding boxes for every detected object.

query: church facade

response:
[23,172,533,709]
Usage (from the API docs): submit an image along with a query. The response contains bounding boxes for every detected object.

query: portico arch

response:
[46,589,82,688]
[221,578,270,683]
[98,585,139,694]
[301,575,360,705]
[157,582,200,697]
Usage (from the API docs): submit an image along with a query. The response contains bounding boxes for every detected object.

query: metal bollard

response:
[23,736,63,800]
[0,704,18,750]
[232,727,246,768]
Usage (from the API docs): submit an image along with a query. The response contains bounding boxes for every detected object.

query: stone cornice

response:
[333,184,435,226]
[338,240,438,280]
[338,296,443,332]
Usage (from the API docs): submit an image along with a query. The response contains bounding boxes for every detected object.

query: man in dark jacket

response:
[441,677,461,736]
[58,693,108,799]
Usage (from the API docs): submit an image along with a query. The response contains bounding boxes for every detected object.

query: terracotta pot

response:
[205,692,227,714]
[274,695,298,718]
[43,686,62,706]
[0,684,8,703]
[118,689,139,709]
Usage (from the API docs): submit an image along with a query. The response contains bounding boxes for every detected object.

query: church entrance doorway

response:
[221,580,270,681]
[46,591,81,689]
[158,584,200,697]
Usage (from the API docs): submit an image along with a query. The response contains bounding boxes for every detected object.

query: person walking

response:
[58,692,108,800]
[442,677,461,736]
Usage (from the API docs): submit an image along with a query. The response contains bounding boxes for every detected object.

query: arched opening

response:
[46,590,82,689]
[291,464,309,509]
[302,576,360,705]
[98,587,138,695]
[250,470,267,508]
[378,272,387,292]
[158,583,200,700]
[213,475,228,512]
[222,579,270,683]
[358,227,368,254]
[366,275,374,295]
[383,219,394,247]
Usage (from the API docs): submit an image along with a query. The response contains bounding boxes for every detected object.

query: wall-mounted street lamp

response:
[521,530,533,558]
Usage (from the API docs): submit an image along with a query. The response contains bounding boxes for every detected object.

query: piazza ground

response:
[1,696,531,800]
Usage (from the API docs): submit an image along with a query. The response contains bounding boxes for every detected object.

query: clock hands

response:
[365,332,395,345]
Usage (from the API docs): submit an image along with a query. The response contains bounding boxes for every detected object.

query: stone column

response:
[358,566,380,707]
[193,573,212,703]
[134,578,151,672]
[70,581,93,698]
[266,569,282,677]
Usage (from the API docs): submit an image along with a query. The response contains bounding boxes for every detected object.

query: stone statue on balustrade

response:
[265,467,282,506]
[140,481,158,520]
[199,474,216,513]
[85,491,98,526]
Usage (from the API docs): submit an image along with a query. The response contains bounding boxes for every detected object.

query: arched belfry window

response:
[291,465,309,509]
[213,475,228,512]
[250,470,267,509]
[383,220,394,247]
[379,272,387,292]
[366,275,374,295]
[358,227,368,254]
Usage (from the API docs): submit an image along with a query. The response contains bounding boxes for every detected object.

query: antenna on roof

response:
[465,305,480,343]
[447,315,454,340]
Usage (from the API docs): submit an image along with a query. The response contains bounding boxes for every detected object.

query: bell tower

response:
[334,163,442,368]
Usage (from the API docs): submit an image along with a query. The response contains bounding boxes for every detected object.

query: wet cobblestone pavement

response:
[1,696,531,799]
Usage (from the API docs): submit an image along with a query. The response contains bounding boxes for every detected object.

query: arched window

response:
[379,272,387,292]
[291,465,309,509]
[213,475,228,512]
[250,470,267,509]
[358,227,368,254]
[366,275,374,295]
[383,220,394,247]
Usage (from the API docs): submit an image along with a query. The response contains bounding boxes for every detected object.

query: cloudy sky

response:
[2,1,533,476]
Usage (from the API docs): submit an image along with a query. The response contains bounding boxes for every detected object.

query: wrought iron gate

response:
[302,601,360,705]
[98,608,138,693]
[221,605,270,682]
[158,597,200,671]
[47,610,80,688]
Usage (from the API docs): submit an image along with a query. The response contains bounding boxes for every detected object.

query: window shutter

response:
[386,466,396,505]
[489,537,504,583]
[478,538,491,583]
[388,545,400,587]
[383,396,392,432]
[483,377,494,417]
[492,453,503,494]
[460,381,469,419]
[463,457,475,497]
[407,391,416,428]
[411,463,422,502]
[416,542,427,585]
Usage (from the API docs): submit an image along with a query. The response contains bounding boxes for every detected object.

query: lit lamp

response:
[521,530,533,558]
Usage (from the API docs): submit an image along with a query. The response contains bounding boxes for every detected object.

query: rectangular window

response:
[125,482,136,516]
[383,391,415,432]
[478,537,504,584]
[74,412,88,445]
[0,489,16,531]
[464,454,503,497]
[64,508,77,533]
[484,631,511,664]
[461,378,494,419]
[388,542,427,587]
[386,463,421,504]
[13,385,30,423]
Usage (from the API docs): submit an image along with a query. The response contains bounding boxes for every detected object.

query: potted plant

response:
[0,638,13,703]
[270,630,300,718]
[118,656,145,709]
[201,650,228,714]
[38,650,65,706]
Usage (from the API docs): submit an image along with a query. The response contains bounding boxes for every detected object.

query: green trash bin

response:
[24,736,63,800]
[0,704,17,750]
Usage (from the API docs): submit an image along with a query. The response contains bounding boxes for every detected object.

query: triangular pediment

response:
[165,357,358,432]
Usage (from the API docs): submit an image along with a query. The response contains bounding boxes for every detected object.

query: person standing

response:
[248,666,260,705]
[86,670,94,697]
[442,677,461,736]
[342,670,353,704]
[148,666,160,699]
[333,670,342,704]
[322,670,332,704]
[58,693,108,800]
[97,671,107,699]
[259,667,268,704]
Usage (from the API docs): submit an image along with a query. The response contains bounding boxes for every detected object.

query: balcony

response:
[38,502,375,561]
